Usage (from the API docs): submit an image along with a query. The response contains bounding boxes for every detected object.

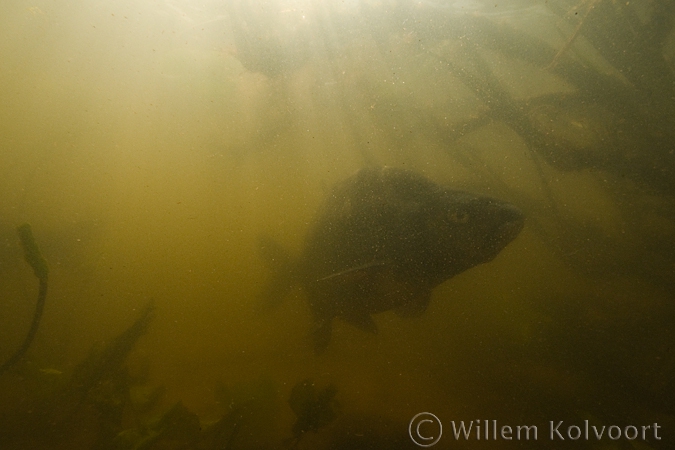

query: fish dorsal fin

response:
[316,260,390,282]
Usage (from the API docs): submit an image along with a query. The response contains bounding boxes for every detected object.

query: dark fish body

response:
[261,167,524,352]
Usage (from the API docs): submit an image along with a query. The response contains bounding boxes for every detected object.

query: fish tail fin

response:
[257,235,298,310]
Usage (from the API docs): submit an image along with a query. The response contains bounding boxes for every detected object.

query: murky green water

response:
[1,0,674,448]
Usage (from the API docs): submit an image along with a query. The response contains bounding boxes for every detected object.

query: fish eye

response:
[449,210,470,223]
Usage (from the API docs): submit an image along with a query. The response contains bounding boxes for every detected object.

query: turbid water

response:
[1,0,674,449]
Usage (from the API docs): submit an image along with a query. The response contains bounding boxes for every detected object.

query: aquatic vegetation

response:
[286,379,339,447]
[0,301,156,449]
[113,401,201,450]
[114,378,334,450]
[202,378,281,449]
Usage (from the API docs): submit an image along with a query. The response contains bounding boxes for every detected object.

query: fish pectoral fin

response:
[342,313,378,334]
[316,260,390,282]
[394,289,432,318]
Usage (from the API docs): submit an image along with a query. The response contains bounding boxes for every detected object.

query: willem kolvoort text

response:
[449,420,661,441]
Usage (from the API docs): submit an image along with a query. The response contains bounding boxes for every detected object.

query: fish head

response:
[423,190,524,279]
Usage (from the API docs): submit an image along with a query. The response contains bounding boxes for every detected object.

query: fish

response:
[259,167,524,352]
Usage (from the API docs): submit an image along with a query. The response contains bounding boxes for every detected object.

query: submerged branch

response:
[0,224,49,374]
